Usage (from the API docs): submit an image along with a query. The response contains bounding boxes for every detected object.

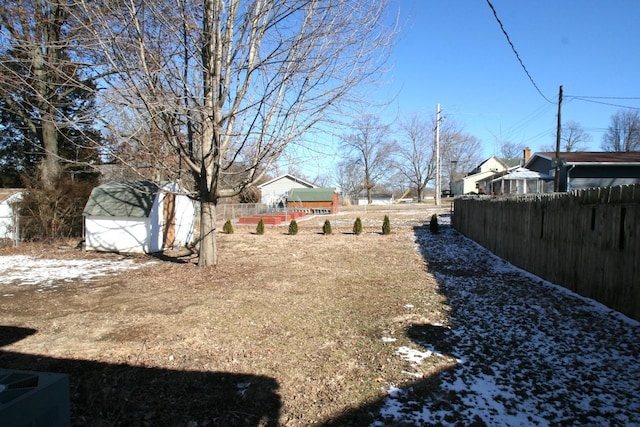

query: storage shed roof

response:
[83,181,161,218]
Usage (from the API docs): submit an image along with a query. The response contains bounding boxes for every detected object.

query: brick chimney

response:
[523,147,531,164]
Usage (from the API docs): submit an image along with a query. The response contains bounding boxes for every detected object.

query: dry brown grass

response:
[0,204,454,426]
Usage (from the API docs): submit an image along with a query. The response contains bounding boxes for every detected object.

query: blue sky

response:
[383,0,640,158]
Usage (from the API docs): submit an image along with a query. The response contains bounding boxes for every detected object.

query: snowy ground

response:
[0,255,153,294]
[374,214,640,426]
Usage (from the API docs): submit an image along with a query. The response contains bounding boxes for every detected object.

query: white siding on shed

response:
[85,217,151,253]
[0,191,21,240]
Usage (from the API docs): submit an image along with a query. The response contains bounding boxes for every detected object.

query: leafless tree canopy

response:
[497,140,525,160]
[601,109,640,152]
[395,113,482,201]
[340,114,396,204]
[539,120,591,152]
[75,0,395,265]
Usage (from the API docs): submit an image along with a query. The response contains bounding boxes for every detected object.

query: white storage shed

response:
[83,181,195,253]
[0,189,22,242]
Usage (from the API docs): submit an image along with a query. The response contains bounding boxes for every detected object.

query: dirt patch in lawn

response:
[0,204,453,426]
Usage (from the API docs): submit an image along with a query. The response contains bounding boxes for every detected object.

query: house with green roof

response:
[287,187,338,214]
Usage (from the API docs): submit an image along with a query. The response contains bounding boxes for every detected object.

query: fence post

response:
[13,211,20,247]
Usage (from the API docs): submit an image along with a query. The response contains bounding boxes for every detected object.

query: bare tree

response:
[497,140,523,159]
[340,114,396,204]
[601,109,640,152]
[395,113,432,202]
[80,0,396,266]
[440,125,482,194]
[395,114,482,201]
[334,159,363,204]
[540,120,591,152]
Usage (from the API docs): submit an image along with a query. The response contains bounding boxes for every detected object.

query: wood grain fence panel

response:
[453,184,640,321]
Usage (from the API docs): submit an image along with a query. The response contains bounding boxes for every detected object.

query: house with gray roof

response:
[525,152,640,192]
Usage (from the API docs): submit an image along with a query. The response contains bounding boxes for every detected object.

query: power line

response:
[569,96,640,111]
[567,95,640,100]
[485,0,554,104]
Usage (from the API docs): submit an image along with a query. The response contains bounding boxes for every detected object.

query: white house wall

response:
[478,157,506,174]
[260,178,313,206]
[85,217,151,253]
[461,170,499,194]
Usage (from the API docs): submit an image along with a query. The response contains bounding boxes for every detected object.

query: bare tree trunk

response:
[40,111,60,187]
[199,200,217,266]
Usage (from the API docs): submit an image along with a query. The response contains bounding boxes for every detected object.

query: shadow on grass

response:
[320,222,461,426]
[0,326,281,426]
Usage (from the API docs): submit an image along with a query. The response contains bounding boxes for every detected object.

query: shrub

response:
[353,217,363,235]
[322,219,332,235]
[18,176,95,242]
[288,219,298,235]
[382,215,391,235]
[256,218,265,235]
[222,219,234,234]
[429,213,439,234]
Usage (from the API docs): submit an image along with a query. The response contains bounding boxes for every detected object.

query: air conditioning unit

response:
[0,369,70,427]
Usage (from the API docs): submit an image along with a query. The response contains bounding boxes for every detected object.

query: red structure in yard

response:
[286,188,338,215]
[237,211,307,225]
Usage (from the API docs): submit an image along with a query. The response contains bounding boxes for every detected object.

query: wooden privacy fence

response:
[453,184,640,321]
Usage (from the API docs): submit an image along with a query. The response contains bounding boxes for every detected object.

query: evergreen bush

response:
[288,219,298,235]
[256,218,265,235]
[322,219,332,235]
[222,219,234,234]
[429,213,439,234]
[353,217,363,235]
[382,215,391,235]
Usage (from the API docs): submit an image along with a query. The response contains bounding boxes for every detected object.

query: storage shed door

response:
[163,193,176,248]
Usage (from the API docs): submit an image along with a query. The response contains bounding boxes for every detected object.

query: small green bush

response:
[353,217,363,235]
[256,218,265,235]
[322,219,332,235]
[288,219,298,235]
[222,219,234,234]
[382,215,391,235]
[429,213,439,234]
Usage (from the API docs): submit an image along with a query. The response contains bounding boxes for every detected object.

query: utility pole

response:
[554,85,563,192]
[435,104,441,207]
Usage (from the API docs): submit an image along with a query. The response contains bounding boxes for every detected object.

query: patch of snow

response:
[0,255,153,293]
[395,346,433,365]
[381,337,396,343]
